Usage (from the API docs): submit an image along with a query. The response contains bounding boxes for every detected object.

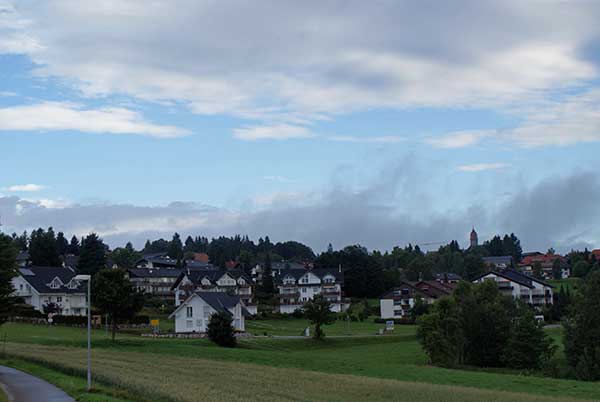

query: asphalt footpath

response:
[0,365,75,402]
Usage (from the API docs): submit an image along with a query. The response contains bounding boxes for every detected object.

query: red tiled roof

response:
[521,253,564,266]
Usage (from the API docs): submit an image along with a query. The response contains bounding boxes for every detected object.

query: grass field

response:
[246,316,390,336]
[2,322,600,401]
[1,342,592,402]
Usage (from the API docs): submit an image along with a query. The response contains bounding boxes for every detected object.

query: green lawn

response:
[2,322,600,401]
[549,278,581,292]
[0,387,7,402]
[246,316,394,336]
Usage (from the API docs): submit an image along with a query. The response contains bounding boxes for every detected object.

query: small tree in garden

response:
[207,311,236,347]
[92,268,145,341]
[303,295,335,339]
[43,302,60,315]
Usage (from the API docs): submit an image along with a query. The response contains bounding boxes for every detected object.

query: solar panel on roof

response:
[19,268,35,276]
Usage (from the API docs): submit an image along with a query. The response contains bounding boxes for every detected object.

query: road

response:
[0,365,75,402]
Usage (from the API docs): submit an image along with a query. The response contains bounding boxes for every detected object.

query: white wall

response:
[173,295,245,333]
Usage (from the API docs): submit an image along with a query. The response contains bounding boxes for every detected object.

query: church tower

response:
[470,227,478,248]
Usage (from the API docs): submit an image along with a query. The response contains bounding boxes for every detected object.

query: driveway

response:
[0,365,75,402]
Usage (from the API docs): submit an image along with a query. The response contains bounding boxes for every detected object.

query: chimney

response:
[338,264,342,273]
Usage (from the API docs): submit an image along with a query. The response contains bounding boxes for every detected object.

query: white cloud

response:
[2,1,598,143]
[0,102,190,138]
[425,130,494,149]
[233,124,315,141]
[3,184,45,192]
[458,163,510,172]
[0,91,17,97]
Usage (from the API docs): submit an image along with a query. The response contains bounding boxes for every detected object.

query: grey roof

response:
[194,291,241,315]
[274,268,343,284]
[272,262,306,270]
[171,269,252,289]
[127,268,184,278]
[474,268,554,289]
[482,256,513,265]
[16,251,30,261]
[18,266,85,294]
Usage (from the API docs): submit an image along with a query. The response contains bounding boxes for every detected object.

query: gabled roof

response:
[171,269,252,289]
[169,291,245,317]
[380,281,433,300]
[474,268,554,289]
[17,266,85,294]
[434,272,462,281]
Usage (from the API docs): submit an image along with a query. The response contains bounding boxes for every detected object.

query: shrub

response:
[207,311,236,347]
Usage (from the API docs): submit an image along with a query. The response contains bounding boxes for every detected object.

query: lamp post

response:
[74,274,92,391]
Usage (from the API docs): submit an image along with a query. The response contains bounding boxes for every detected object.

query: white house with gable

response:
[275,268,349,314]
[11,266,87,316]
[473,268,554,306]
[169,291,247,333]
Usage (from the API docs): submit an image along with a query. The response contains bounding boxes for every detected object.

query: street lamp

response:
[74,274,92,391]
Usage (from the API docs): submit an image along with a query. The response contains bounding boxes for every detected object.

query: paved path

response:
[0,365,75,402]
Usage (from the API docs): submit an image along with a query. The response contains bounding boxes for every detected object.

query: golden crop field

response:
[4,342,586,402]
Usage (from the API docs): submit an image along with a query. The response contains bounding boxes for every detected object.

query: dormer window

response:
[323,275,335,284]
[67,280,80,289]
[49,277,63,289]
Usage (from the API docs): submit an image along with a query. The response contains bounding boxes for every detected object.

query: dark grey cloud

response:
[2,162,599,254]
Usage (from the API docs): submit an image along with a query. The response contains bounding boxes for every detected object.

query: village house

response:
[169,292,247,333]
[274,268,349,314]
[171,269,256,315]
[379,280,454,319]
[11,266,87,316]
[482,255,514,269]
[127,268,184,302]
[519,253,570,279]
[472,268,554,306]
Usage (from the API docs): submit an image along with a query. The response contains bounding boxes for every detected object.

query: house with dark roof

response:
[519,253,570,279]
[171,269,256,315]
[274,268,349,314]
[472,268,553,306]
[16,250,30,267]
[379,280,455,319]
[169,291,246,333]
[11,266,87,316]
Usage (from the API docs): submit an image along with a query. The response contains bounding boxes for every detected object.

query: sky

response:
[1,0,600,253]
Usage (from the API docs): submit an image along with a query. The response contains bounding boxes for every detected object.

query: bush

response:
[207,311,236,347]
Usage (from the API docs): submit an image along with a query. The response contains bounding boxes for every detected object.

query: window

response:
[313,287,320,293]
[56,296,62,303]
[49,277,62,289]
[302,287,307,293]
[19,284,23,291]
[234,319,240,329]
[186,320,193,329]
[203,306,210,318]
[301,277,309,284]
[186,306,193,318]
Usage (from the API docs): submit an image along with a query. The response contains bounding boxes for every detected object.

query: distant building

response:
[169,292,247,333]
[127,268,184,302]
[380,280,455,319]
[11,266,87,316]
[15,251,30,267]
[473,268,553,306]
[434,272,462,284]
[519,253,570,279]
[482,255,513,269]
[470,228,478,248]
[274,268,349,314]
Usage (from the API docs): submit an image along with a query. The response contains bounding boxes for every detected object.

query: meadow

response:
[2,322,600,401]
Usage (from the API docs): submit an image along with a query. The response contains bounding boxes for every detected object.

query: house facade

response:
[11,266,87,316]
[473,268,554,306]
[379,280,454,319]
[127,268,184,302]
[169,292,246,333]
[172,269,256,315]
[274,268,349,314]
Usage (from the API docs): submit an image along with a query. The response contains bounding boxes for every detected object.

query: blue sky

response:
[1,1,600,253]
